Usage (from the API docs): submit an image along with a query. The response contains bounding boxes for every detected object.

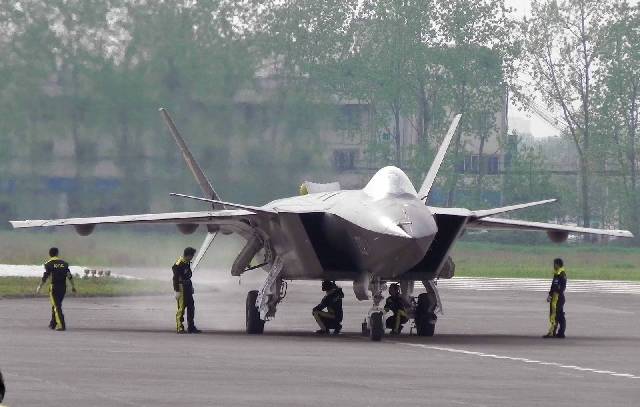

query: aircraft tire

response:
[416,293,437,337]
[246,290,265,334]
[369,311,384,341]
[416,319,436,336]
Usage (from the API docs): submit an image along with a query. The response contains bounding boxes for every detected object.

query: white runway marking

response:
[295,278,640,295]
[400,343,640,380]
[427,278,640,295]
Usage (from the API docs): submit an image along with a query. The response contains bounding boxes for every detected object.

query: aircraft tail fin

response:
[160,107,221,271]
[159,108,221,205]
[418,114,462,200]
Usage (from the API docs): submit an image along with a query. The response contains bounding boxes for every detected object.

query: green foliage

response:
[0,0,638,245]
[501,132,559,220]
[453,241,640,281]
[0,276,172,298]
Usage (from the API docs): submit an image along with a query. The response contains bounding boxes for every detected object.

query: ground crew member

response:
[384,283,408,334]
[36,247,76,331]
[299,181,309,195]
[312,280,344,334]
[173,247,201,334]
[544,258,567,338]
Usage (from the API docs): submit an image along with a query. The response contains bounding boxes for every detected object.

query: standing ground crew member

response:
[384,283,408,334]
[173,247,201,334]
[36,247,76,331]
[312,280,344,334]
[544,258,567,338]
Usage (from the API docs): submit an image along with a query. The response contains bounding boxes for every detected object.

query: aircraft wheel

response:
[369,311,384,341]
[246,290,265,334]
[416,319,436,336]
[416,293,436,337]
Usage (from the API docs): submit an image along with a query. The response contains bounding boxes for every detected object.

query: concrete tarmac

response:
[0,281,638,406]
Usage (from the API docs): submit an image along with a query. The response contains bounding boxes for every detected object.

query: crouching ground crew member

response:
[172,247,201,334]
[36,247,76,331]
[384,283,408,334]
[544,258,567,338]
[312,280,344,334]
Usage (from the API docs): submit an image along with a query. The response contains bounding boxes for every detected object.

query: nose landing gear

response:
[361,277,386,341]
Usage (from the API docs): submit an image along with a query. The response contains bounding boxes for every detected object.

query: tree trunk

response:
[578,154,591,229]
[628,85,639,243]
[446,124,462,207]
[394,102,401,168]
[416,77,429,143]
[476,134,486,205]
[446,82,467,206]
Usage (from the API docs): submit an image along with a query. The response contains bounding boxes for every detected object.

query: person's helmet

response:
[321,280,335,291]
[389,283,400,296]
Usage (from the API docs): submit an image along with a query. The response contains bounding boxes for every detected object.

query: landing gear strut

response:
[246,256,286,335]
[361,277,386,341]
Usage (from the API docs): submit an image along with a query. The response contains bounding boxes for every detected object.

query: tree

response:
[437,0,519,206]
[596,1,640,241]
[524,0,608,229]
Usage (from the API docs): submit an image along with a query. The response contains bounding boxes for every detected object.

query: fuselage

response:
[263,167,438,279]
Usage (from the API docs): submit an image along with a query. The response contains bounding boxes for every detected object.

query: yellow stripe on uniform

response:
[49,287,63,329]
[395,309,408,332]
[176,284,185,332]
[547,293,559,335]
[312,310,334,331]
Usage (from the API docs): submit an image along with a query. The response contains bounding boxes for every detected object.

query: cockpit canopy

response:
[363,166,418,200]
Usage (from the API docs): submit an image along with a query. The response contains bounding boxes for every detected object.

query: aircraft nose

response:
[372,202,436,239]
[396,203,437,239]
[378,216,412,238]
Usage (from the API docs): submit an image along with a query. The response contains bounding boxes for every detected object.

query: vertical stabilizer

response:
[160,107,221,272]
[159,108,220,204]
[418,114,462,200]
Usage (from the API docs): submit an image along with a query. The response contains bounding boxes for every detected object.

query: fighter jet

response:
[10,109,634,341]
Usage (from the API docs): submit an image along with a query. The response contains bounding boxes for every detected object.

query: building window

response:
[459,155,479,174]
[470,155,480,173]
[487,155,500,174]
[457,154,500,175]
[335,105,362,131]
[333,149,356,171]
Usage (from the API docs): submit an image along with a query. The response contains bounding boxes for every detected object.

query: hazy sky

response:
[505,0,561,138]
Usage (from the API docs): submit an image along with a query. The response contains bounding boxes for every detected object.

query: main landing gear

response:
[245,256,287,335]
[362,279,441,341]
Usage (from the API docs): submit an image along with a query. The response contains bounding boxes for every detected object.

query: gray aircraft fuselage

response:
[252,166,438,281]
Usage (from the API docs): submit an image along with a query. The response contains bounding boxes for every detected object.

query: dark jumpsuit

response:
[312,288,344,331]
[547,268,567,336]
[384,295,408,333]
[172,257,195,332]
[41,257,73,330]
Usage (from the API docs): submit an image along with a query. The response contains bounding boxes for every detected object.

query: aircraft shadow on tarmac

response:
[70,327,635,345]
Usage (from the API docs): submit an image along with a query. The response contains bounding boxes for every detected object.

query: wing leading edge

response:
[10,209,256,229]
[429,200,634,239]
[468,217,634,238]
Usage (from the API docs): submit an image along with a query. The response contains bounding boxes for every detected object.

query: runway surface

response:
[1,280,638,406]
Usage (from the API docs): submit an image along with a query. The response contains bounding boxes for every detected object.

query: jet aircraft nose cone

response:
[378,215,412,238]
